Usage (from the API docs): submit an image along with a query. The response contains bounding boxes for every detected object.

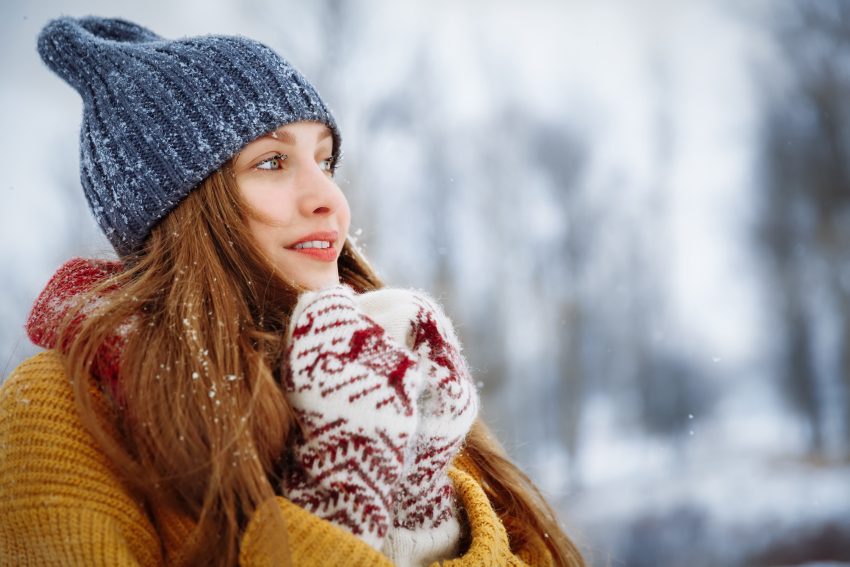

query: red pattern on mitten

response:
[282,285,424,549]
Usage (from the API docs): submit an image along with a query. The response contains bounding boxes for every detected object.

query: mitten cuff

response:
[381,511,463,567]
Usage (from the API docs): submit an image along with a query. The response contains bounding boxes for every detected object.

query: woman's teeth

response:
[294,240,331,249]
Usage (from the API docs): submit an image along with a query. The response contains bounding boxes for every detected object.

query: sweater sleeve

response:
[0,351,162,567]
[240,496,395,566]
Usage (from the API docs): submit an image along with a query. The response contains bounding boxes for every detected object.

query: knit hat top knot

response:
[37,16,341,256]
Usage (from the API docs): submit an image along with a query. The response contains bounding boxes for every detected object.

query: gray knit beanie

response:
[37,16,341,256]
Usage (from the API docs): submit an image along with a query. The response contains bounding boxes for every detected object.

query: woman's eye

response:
[319,158,335,175]
[256,154,287,171]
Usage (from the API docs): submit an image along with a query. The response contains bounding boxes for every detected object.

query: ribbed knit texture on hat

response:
[37,16,341,256]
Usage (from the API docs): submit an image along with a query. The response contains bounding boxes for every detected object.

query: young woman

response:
[0,16,585,567]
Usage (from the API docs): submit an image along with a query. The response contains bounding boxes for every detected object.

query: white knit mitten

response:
[355,289,479,565]
[398,292,478,526]
[282,285,423,549]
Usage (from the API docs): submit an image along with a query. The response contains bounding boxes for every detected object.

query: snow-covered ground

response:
[566,454,850,567]
[538,392,850,566]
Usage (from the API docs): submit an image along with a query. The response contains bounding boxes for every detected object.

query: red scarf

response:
[26,258,126,396]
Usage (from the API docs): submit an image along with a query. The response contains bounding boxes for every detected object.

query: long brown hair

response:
[63,165,584,566]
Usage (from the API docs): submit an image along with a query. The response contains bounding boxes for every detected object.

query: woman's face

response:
[232,121,350,290]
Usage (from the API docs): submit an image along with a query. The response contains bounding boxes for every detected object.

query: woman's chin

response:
[294,271,340,291]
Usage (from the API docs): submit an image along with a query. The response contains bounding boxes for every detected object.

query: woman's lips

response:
[286,230,339,263]
[288,245,337,262]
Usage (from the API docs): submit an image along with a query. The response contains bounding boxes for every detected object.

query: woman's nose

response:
[298,163,340,216]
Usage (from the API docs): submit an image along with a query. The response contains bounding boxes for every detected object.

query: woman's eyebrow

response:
[261,129,332,144]
[262,130,296,144]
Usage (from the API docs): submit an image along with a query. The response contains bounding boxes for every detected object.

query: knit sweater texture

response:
[0,350,553,566]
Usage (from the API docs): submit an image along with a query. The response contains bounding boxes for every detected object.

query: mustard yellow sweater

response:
[0,351,552,566]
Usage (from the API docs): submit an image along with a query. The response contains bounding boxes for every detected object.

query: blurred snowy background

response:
[2,0,850,565]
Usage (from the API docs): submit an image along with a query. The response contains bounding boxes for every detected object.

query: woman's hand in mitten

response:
[354,289,480,531]
[282,285,423,549]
